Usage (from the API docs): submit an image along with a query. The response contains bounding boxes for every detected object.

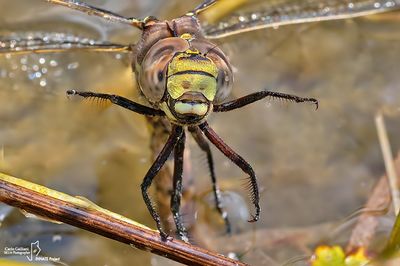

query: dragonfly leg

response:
[170,130,189,242]
[141,125,184,240]
[66,90,165,116]
[214,90,318,112]
[189,126,231,234]
[198,122,260,223]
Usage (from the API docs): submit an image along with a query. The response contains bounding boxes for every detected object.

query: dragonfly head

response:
[161,49,218,125]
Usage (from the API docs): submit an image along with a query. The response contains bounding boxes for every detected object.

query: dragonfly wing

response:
[0,33,130,55]
[202,0,400,39]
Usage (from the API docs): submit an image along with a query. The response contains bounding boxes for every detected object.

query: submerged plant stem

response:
[375,113,400,214]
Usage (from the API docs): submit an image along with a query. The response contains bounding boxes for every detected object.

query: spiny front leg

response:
[213,90,318,112]
[66,90,165,116]
[141,125,184,240]
[170,130,188,242]
[198,122,260,222]
[189,126,231,234]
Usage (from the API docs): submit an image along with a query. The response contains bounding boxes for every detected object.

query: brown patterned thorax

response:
[135,16,204,66]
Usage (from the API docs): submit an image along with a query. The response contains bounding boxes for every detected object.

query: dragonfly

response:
[1,0,399,243]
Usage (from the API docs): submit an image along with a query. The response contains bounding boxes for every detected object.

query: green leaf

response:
[379,211,400,259]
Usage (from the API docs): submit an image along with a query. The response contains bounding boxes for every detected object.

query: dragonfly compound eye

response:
[189,39,234,104]
[138,37,189,104]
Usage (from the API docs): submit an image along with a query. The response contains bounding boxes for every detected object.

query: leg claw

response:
[159,231,172,242]
[248,214,259,223]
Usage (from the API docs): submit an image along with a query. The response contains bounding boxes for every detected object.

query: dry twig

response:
[0,173,246,266]
[375,113,400,214]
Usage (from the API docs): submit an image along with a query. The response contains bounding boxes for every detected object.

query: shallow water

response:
[0,0,400,265]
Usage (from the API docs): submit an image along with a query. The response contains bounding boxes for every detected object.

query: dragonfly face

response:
[162,48,218,124]
[137,31,233,125]
[138,37,220,125]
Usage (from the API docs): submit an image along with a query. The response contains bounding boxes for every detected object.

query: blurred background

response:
[0,0,399,265]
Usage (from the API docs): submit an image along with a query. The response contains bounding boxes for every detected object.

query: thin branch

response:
[375,113,400,214]
[0,173,246,266]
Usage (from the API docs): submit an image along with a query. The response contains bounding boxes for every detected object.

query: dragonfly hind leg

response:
[170,131,189,242]
[141,126,184,240]
[198,122,261,223]
[189,126,232,234]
